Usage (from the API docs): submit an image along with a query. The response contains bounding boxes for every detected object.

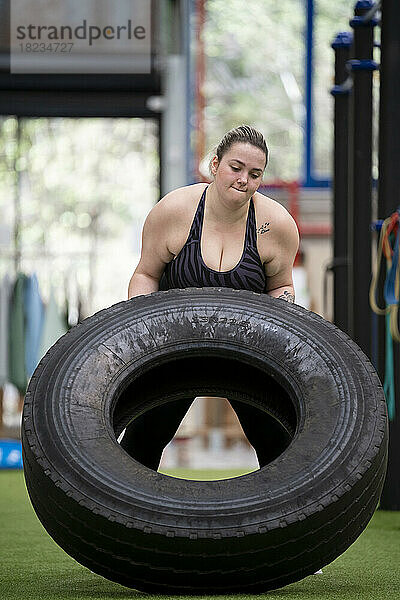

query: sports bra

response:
[159,186,266,293]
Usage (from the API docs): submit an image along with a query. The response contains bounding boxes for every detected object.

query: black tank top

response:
[159,186,266,293]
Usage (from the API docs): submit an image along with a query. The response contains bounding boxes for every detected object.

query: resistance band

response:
[370,210,400,420]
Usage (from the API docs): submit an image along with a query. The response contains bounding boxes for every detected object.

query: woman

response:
[123,125,299,470]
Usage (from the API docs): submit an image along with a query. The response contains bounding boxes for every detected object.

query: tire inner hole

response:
[112,355,298,479]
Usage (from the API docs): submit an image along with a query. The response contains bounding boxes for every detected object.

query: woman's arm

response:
[267,283,295,303]
[263,210,299,303]
[128,272,160,299]
[128,200,175,299]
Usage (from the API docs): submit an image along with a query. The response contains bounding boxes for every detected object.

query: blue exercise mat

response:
[0,439,23,469]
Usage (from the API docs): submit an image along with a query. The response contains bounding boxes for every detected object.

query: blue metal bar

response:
[304,0,314,186]
[303,177,331,188]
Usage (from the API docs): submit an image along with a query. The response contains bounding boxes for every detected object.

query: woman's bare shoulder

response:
[146,183,205,226]
[146,183,208,255]
[253,191,297,230]
[253,191,299,263]
[158,183,207,209]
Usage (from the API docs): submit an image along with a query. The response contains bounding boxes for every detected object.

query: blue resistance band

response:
[384,226,400,306]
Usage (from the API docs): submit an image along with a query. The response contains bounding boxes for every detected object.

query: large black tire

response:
[21,288,388,594]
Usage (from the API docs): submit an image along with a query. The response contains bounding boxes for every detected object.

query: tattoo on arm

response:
[278,291,295,303]
[257,222,270,235]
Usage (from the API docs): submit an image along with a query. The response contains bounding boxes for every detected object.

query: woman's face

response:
[211,142,266,205]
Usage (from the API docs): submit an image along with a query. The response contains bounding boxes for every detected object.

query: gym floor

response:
[1,470,399,600]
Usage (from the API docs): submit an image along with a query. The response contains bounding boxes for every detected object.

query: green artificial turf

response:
[1,470,399,600]
[158,467,257,480]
